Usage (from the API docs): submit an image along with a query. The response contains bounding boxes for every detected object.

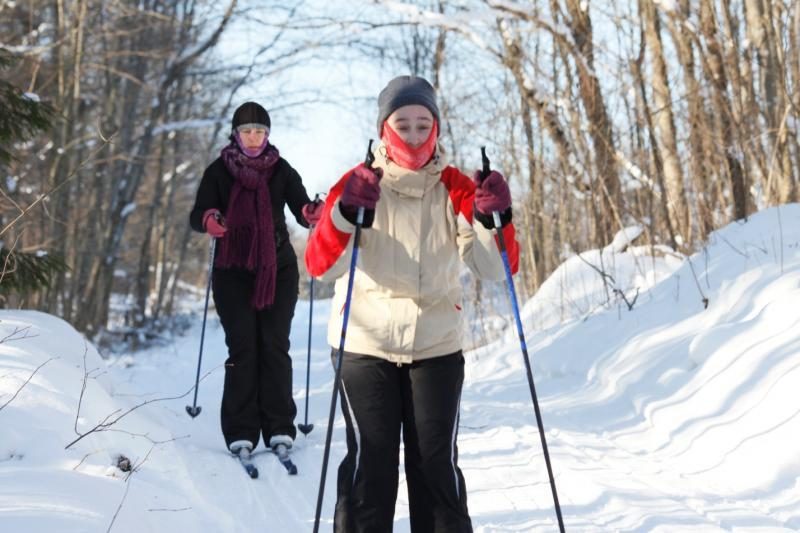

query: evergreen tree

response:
[0,49,52,164]
[0,48,66,306]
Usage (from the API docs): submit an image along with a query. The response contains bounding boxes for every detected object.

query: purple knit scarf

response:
[218,142,280,309]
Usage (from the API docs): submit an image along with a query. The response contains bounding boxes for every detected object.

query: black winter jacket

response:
[189,155,312,268]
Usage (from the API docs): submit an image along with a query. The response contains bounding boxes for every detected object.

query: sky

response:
[2,203,800,531]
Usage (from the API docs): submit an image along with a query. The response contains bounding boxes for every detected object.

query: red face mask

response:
[381,121,439,170]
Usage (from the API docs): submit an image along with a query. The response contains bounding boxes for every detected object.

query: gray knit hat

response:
[376,75,440,135]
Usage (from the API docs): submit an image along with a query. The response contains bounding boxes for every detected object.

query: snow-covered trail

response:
[102,298,338,532]
[3,205,800,532]
[104,264,800,532]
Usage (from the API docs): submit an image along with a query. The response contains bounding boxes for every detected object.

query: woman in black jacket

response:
[189,102,323,456]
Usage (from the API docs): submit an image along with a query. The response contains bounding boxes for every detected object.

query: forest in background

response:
[1,0,797,350]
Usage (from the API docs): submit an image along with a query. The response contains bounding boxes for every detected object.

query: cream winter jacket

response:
[305,143,520,364]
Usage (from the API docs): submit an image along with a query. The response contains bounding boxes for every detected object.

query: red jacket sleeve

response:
[440,167,520,275]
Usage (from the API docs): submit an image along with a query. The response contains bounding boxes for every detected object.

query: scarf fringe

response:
[216,227,256,270]
[216,227,278,309]
[252,265,276,309]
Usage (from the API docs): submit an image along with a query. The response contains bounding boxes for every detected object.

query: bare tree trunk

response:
[563,0,622,245]
[790,2,800,193]
[699,0,748,221]
[164,223,194,318]
[664,0,715,240]
[45,0,89,315]
[745,0,794,203]
[641,0,690,246]
[87,0,237,334]
[497,21,545,288]
[631,48,678,250]
[627,89,659,252]
[431,0,446,89]
[134,142,167,328]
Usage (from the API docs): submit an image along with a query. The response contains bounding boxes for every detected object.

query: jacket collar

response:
[374,141,448,198]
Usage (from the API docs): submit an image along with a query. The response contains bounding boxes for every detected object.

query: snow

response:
[151,119,223,136]
[521,235,683,332]
[654,0,679,13]
[120,203,136,219]
[617,149,659,194]
[3,204,800,531]
[608,225,644,253]
[378,0,491,50]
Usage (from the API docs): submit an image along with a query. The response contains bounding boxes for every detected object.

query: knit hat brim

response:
[232,102,271,131]
[376,76,439,135]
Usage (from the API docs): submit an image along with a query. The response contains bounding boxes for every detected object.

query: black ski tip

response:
[185,405,202,418]
[283,460,298,475]
[297,423,314,435]
[246,465,259,479]
[274,444,298,475]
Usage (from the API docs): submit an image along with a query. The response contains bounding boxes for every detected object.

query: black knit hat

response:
[376,76,439,135]
[231,102,271,130]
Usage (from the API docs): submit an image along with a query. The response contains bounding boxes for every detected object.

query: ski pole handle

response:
[356,139,374,228]
[364,139,375,169]
[479,146,503,228]
[351,138,375,232]
[480,146,491,183]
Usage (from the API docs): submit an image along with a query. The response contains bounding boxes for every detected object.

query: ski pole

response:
[313,140,375,533]
[481,147,565,532]
[298,194,321,436]
[186,237,217,418]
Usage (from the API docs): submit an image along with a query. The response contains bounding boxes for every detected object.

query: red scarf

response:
[381,121,439,170]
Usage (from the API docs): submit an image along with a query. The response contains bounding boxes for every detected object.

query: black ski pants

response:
[212,262,298,449]
[333,350,473,533]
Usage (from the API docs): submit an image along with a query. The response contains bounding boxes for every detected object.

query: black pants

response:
[333,350,473,533]
[212,263,298,449]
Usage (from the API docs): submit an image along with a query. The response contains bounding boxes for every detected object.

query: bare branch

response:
[575,251,616,285]
[125,444,156,481]
[0,134,113,238]
[65,365,220,450]
[161,0,238,90]
[105,477,131,533]
[0,324,38,344]
[0,357,56,412]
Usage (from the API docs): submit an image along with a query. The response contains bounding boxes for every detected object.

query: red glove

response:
[340,163,382,210]
[203,208,226,238]
[301,199,324,227]
[473,170,511,215]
